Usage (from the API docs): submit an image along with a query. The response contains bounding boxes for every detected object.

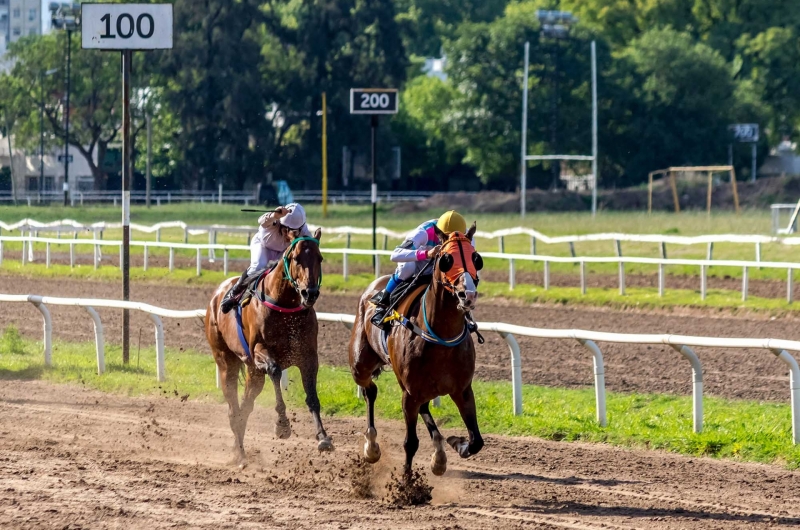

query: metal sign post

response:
[350,88,398,263]
[82,3,173,364]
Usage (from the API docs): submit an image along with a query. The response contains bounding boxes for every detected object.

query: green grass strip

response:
[1,326,798,468]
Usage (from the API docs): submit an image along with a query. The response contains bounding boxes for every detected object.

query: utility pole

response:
[146,113,152,207]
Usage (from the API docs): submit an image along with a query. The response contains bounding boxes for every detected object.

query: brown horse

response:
[205,228,332,467]
[348,223,484,475]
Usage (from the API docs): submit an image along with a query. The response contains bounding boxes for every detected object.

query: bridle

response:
[256,235,322,313]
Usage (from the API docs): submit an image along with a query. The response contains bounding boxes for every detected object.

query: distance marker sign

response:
[82,3,173,50]
[350,89,398,114]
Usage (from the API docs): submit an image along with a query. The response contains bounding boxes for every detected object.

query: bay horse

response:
[348,223,484,476]
[205,228,332,468]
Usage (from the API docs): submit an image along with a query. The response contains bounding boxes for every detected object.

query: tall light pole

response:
[40,68,59,203]
[50,3,81,206]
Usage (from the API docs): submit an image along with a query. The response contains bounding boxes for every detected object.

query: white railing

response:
[1,294,799,444]
[2,235,799,303]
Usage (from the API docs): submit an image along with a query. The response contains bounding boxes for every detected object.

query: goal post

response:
[648,166,740,215]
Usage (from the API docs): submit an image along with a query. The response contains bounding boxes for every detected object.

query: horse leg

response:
[401,392,421,474]
[299,358,334,452]
[217,353,245,465]
[419,401,447,476]
[234,365,265,468]
[264,360,292,440]
[362,381,381,463]
[446,384,484,459]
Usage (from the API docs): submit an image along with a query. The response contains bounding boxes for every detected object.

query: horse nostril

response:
[457,291,467,299]
[301,289,309,298]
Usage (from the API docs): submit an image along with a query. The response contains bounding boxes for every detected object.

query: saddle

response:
[238,261,279,308]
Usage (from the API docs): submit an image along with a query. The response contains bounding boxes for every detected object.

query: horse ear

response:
[313,227,322,242]
[466,221,477,240]
[439,253,454,273]
[433,224,448,244]
[286,228,302,242]
[472,252,484,271]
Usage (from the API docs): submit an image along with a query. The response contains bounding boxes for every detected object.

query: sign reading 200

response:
[99,12,155,39]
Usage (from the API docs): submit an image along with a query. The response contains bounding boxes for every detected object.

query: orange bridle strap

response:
[440,233,478,288]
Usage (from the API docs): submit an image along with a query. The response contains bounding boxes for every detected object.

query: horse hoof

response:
[431,451,447,476]
[363,428,381,463]
[274,420,292,439]
[317,437,335,452]
[447,436,471,458]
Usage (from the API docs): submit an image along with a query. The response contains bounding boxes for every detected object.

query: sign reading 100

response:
[350,89,399,115]
[82,4,174,50]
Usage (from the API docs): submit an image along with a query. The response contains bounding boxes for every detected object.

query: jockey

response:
[370,210,472,327]
[220,203,312,314]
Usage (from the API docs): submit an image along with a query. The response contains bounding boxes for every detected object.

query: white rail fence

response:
[2,235,799,303]
[1,294,799,444]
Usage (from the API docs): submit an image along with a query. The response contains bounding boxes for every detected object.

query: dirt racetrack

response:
[2,379,800,529]
[2,275,800,402]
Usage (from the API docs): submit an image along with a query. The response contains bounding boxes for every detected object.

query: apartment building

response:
[9,0,41,41]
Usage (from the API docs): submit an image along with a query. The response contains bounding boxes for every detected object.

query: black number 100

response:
[100,13,155,39]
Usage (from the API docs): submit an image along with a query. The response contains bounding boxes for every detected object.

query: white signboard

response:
[82,3,173,50]
[729,123,759,143]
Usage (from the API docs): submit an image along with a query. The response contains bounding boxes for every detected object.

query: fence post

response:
[499,331,522,416]
[770,349,800,445]
[498,236,505,253]
[706,242,713,261]
[756,241,762,269]
[742,266,749,302]
[196,248,202,276]
[29,298,52,366]
[569,242,576,258]
[701,265,707,300]
[530,236,536,255]
[789,269,794,304]
[343,252,349,281]
[143,245,148,271]
[383,234,388,250]
[156,228,161,242]
[658,263,665,297]
[660,242,667,259]
[618,262,625,295]
[183,227,189,243]
[84,306,105,375]
[667,344,703,433]
[46,243,51,268]
[578,339,606,427]
[544,260,550,290]
[580,260,587,295]
[0,240,3,266]
[149,313,166,382]
[614,240,622,257]
[21,239,27,266]
[346,233,351,249]
[169,247,175,272]
[509,258,515,290]
[281,370,289,390]
[374,254,380,278]
[93,244,99,270]
[224,249,229,276]
[70,242,75,269]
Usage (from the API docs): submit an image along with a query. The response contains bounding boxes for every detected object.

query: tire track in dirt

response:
[1,380,798,529]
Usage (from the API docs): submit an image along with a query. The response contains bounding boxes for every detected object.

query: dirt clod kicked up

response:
[385,467,433,506]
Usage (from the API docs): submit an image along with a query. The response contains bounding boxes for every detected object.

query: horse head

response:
[432,222,482,312]
[282,227,324,307]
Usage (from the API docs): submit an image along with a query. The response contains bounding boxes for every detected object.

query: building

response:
[9,0,40,41]
[0,135,95,200]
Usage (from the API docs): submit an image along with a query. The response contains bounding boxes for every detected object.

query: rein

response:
[257,236,321,313]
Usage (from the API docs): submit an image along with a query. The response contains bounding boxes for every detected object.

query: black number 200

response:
[100,13,155,39]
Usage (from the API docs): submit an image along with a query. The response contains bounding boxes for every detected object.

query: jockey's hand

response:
[426,245,442,259]
[273,206,289,218]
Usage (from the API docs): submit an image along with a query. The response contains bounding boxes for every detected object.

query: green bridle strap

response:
[283,236,323,289]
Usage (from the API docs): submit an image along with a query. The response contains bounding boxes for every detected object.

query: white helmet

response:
[280,203,306,230]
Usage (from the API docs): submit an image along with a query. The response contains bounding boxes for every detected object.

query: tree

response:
[7,33,123,190]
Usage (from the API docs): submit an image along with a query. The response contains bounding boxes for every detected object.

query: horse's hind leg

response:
[299,357,334,451]
[362,380,380,463]
[260,352,292,440]
[420,401,447,476]
[401,392,422,473]
[216,352,245,466]
[447,384,484,459]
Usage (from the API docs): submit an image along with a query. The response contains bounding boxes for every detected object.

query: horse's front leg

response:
[447,384,484,458]
[215,352,246,466]
[236,364,266,467]
[299,356,334,451]
[420,401,447,475]
[401,391,422,473]
[255,344,291,439]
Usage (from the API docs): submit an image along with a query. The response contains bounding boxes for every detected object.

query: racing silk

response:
[255,208,312,263]
[391,219,475,263]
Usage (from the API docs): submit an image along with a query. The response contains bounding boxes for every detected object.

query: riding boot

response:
[221,270,249,314]
[369,288,392,328]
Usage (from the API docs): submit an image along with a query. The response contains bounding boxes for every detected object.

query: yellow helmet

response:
[436,210,467,235]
